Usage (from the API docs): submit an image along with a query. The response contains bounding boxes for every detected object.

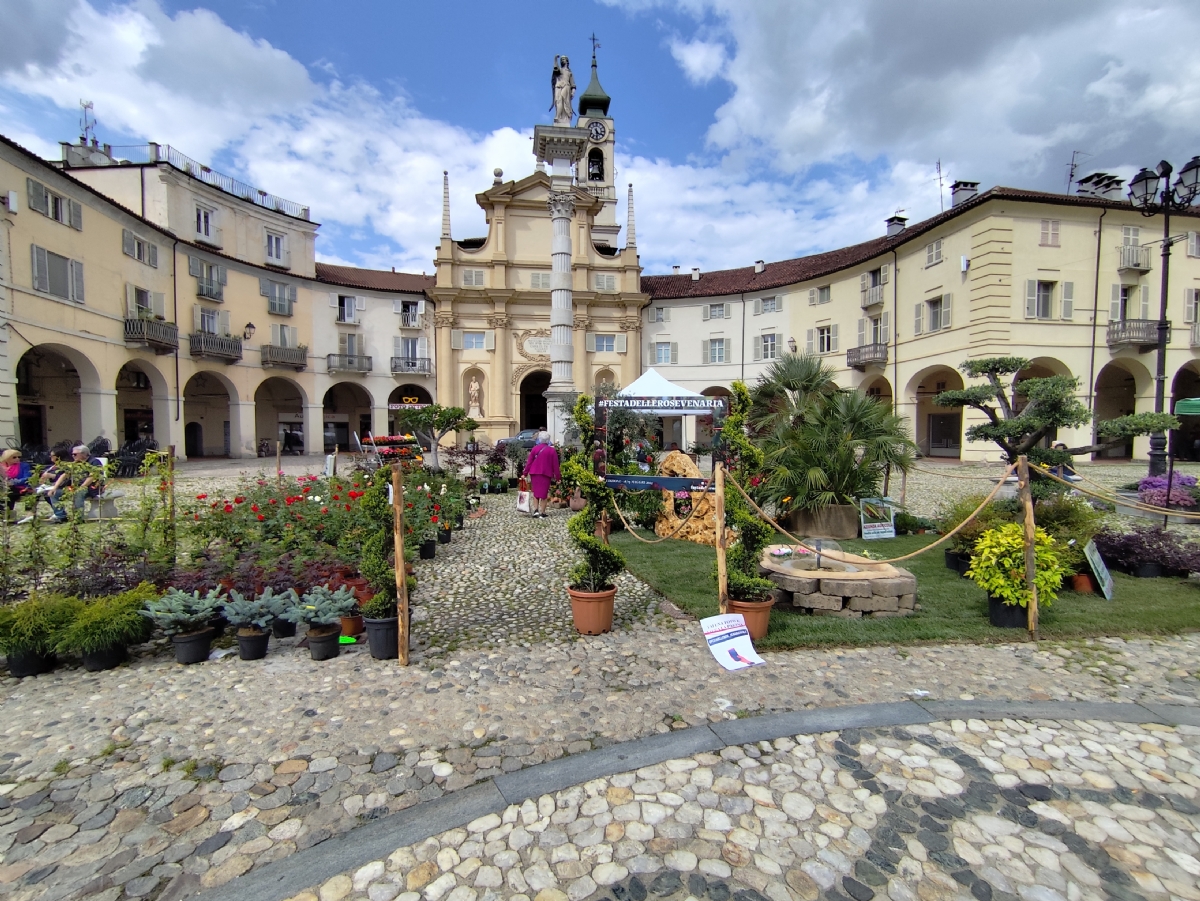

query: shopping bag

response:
[516,490,532,513]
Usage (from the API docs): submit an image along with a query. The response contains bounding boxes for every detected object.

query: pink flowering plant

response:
[1137,473,1199,508]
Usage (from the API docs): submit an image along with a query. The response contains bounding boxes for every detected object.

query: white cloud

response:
[669,38,727,85]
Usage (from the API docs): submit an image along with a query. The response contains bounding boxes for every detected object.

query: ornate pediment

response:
[514,328,551,362]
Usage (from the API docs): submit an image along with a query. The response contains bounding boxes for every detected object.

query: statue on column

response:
[551,56,575,126]
[467,375,484,419]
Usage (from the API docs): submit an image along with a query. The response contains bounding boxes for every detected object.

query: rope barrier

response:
[1038,468,1200,520]
[609,478,713,544]
[910,465,1013,481]
[725,463,1019,566]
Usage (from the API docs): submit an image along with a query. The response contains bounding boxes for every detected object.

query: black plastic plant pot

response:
[437,528,451,545]
[272,619,297,639]
[364,616,399,660]
[479,484,490,494]
[7,650,57,678]
[508,477,520,488]
[308,627,341,661]
[419,540,436,559]
[498,483,509,494]
[944,548,961,570]
[1134,563,1162,579]
[172,629,214,665]
[988,596,1027,629]
[454,513,464,531]
[957,555,972,577]
[82,644,127,672]
[237,630,270,661]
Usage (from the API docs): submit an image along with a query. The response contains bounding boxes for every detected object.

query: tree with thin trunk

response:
[933,357,1177,464]
[392,405,477,472]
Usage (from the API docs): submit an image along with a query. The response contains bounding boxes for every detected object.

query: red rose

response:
[321,507,329,514]
[251,504,259,512]
[223,504,234,513]
[234,496,245,504]
[196,493,207,500]
[332,495,340,500]
[257,514,265,521]
[433,504,440,511]
[302,486,311,494]
[193,513,200,521]
[269,499,278,505]
[431,515,438,523]
[345,504,351,511]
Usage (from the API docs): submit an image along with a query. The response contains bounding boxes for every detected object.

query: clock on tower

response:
[588,120,607,142]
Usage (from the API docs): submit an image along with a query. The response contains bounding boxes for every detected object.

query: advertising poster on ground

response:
[700,614,765,671]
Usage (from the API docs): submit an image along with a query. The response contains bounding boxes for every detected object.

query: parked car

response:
[496,429,539,451]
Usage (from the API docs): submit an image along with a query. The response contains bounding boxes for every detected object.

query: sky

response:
[4,0,1200,276]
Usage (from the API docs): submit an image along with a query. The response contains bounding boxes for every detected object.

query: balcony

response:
[124,317,179,354]
[265,249,291,269]
[847,343,889,370]
[261,344,308,371]
[189,332,242,362]
[196,277,223,301]
[399,311,423,329]
[391,356,432,375]
[1107,318,1163,351]
[1193,322,1200,348]
[335,314,359,326]
[583,185,616,201]
[327,353,372,373]
[1117,244,1152,272]
[268,298,293,316]
[195,226,223,249]
[860,284,884,308]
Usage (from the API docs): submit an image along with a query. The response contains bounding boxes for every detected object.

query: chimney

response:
[885,215,907,237]
[691,267,700,281]
[951,180,979,207]
[754,260,765,274]
[672,265,680,275]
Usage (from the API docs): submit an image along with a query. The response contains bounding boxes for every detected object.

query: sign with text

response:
[1082,539,1114,600]
[700,614,765,671]
[604,474,713,492]
[597,396,728,415]
[859,497,896,540]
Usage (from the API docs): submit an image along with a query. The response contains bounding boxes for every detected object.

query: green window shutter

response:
[1110,285,1122,321]
[1025,280,1038,318]
[1061,282,1074,320]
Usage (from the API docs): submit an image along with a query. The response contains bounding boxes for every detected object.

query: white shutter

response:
[941,294,952,330]
[31,245,48,292]
[260,277,271,297]
[753,298,762,316]
[670,342,678,364]
[288,285,297,304]
[830,324,839,352]
[125,284,138,318]
[1040,220,1050,245]
[701,305,710,321]
[26,178,49,215]
[123,229,136,257]
[880,263,889,284]
[1025,280,1038,319]
[1110,285,1123,321]
[417,336,429,358]
[857,318,866,347]
[392,299,404,313]
[338,333,348,355]
[1140,285,1150,319]
[151,292,166,319]
[450,329,463,350]
[774,295,783,312]
[1189,232,1199,257]
[806,329,814,353]
[723,303,732,319]
[193,305,202,332]
[416,299,426,314]
[355,296,366,311]
[753,338,762,361]
[216,265,227,285]
[585,332,596,352]
[147,243,158,268]
[662,307,670,322]
[809,288,817,306]
[701,339,710,363]
[186,256,200,278]
[393,336,403,356]
[615,334,627,353]
[68,200,82,230]
[271,323,281,346]
[330,292,340,308]
[1187,289,1198,325]
[218,310,231,336]
[70,260,84,302]
[860,273,869,297]
[1061,282,1074,320]
[726,338,735,364]
[880,312,890,343]
[290,326,300,348]
[484,330,495,350]
[913,303,923,336]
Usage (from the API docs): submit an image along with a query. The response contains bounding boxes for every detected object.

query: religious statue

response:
[467,376,483,418]
[551,55,575,126]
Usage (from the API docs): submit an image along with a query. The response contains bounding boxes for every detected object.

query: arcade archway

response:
[519,370,551,432]
[323,383,374,451]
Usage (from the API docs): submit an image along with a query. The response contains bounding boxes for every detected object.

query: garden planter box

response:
[308,627,341,661]
[7,651,56,678]
[988,596,1028,629]
[727,597,775,641]
[364,616,399,659]
[567,586,616,635]
[82,645,127,672]
[237,630,270,660]
[172,629,214,665]
[786,505,859,539]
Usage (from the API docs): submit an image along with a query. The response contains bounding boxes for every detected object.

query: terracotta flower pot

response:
[567,586,616,635]
[727,596,775,641]
[569,488,587,512]
[1070,573,1095,594]
[341,614,364,637]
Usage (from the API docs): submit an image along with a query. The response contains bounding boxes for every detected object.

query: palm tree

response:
[748,352,837,433]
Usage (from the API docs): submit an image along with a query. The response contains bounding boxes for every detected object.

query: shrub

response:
[618,489,665,530]
[1032,494,1106,574]
[263,586,299,622]
[56,583,157,655]
[0,595,83,657]
[966,524,1066,608]
[1093,525,1200,574]
[566,467,625,593]
[1137,473,1198,508]
[936,494,1020,554]
[143,588,222,637]
[894,511,936,535]
[360,593,396,619]
[221,590,277,633]
[280,585,358,628]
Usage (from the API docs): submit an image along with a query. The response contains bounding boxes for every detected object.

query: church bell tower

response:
[576,48,619,246]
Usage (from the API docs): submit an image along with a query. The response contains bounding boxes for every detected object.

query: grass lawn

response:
[611,530,1200,650]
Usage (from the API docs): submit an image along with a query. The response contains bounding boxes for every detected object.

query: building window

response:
[594,273,617,292]
[463,331,486,350]
[650,306,669,322]
[926,239,943,267]
[396,299,424,328]
[199,307,219,335]
[817,326,833,354]
[760,296,778,313]
[1035,282,1053,319]
[530,272,552,289]
[808,285,832,305]
[914,295,951,334]
[261,278,295,316]
[1040,220,1060,247]
[866,385,882,398]
[336,295,359,323]
[462,269,485,287]
[706,339,727,364]
[26,179,82,229]
[398,336,419,358]
[928,298,945,332]
[869,317,882,344]
[195,205,215,238]
[655,342,676,364]
[761,334,777,360]
[709,303,726,319]
[30,245,84,302]
[266,232,286,264]
[587,148,605,182]
[594,334,615,353]
[1122,225,1140,247]
[1110,284,1149,321]
[122,229,158,267]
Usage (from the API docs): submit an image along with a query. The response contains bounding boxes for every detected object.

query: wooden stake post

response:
[714,461,729,614]
[391,464,410,665]
[276,441,283,487]
[1016,455,1039,638]
[167,445,177,567]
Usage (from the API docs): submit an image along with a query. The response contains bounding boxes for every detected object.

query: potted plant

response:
[505,443,528,489]
[56,583,156,671]
[936,494,1018,575]
[965,523,1066,628]
[1093,525,1200,578]
[0,595,82,678]
[361,593,399,660]
[222,589,284,660]
[280,585,358,660]
[143,588,223,664]
[566,471,625,635]
[268,587,299,638]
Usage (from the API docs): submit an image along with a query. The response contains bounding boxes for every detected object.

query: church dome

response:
[579,57,611,117]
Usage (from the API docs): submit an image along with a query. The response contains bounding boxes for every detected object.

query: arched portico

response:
[1093,359,1153,459]
[15,344,109,451]
[183,370,237,458]
[323,382,374,452]
[905,365,964,458]
[388,384,433,435]
[255,377,307,456]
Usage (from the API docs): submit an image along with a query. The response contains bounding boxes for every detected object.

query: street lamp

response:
[1128,156,1200,476]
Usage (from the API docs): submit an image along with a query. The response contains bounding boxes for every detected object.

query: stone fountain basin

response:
[759,544,917,618]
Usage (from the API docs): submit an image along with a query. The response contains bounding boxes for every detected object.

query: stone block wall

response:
[764,569,917,619]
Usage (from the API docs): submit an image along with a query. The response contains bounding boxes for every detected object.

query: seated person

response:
[20,449,69,523]
[1,449,32,516]
[1051,442,1081,481]
[69,444,106,513]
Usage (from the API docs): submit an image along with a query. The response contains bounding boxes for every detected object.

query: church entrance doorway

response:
[520,371,551,432]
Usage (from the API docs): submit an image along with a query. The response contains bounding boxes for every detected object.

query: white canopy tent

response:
[613,369,711,415]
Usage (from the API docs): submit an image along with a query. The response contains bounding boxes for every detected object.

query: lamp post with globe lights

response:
[1127,156,1200,476]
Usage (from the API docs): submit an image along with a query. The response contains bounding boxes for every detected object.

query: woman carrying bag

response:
[522,432,560,518]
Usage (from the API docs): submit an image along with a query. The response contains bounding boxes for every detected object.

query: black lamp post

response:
[1127,156,1200,476]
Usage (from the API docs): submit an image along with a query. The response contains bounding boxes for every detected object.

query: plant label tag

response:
[860,497,896,540]
[701,614,765,671]
[1082,539,1114,600]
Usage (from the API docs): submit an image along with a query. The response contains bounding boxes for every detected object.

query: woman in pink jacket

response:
[522,431,560,518]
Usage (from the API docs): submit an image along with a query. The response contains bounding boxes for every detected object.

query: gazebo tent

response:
[614,369,706,413]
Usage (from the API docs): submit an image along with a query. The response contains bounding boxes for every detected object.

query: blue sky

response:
[5,0,1200,275]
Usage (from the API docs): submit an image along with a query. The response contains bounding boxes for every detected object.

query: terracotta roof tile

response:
[315,263,433,294]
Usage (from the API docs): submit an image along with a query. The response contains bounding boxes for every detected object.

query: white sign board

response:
[700,614,765,671]
[859,497,896,540]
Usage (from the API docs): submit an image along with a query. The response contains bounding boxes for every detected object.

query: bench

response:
[84,489,126,520]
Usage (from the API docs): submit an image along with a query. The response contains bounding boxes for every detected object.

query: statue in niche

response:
[467,375,484,419]
[551,56,575,126]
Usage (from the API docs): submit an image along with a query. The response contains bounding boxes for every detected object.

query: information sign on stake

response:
[1082,539,1114,600]
[859,497,896,540]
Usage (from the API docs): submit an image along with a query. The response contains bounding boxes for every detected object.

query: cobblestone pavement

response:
[294,715,1200,901]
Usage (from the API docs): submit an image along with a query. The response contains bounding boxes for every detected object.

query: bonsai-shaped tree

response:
[933,357,1178,465]
[566,466,625,593]
[391,404,477,471]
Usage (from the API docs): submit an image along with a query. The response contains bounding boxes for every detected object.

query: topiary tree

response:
[934,357,1178,465]
[391,405,477,471]
[720,382,777,601]
[566,465,625,593]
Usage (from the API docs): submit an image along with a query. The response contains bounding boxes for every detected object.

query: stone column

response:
[548,192,576,391]
[79,387,119,448]
[303,404,324,456]
[488,312,511,422]
[228,400,257,459]
[434,311,455,408]
[573,312,590,392]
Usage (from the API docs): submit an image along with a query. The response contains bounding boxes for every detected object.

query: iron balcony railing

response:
[847,343,889,370]
[195,225,223,249]
[267,297,293,316]
[860,284,885,308]
[261,345,308,370]
[399,312,423,329]
[327,353,372,373]
[124,317,179,353]
[391,356,432,375]
[1106,318,1163,348]
[1117,244,1152,272]
[196,277,223,301]
[1192,322,1200,348]
[188,332,243,362]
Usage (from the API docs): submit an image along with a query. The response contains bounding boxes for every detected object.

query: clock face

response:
[588,120,607,142]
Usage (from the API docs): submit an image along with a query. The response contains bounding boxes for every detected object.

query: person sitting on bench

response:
[69,444,105,515]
